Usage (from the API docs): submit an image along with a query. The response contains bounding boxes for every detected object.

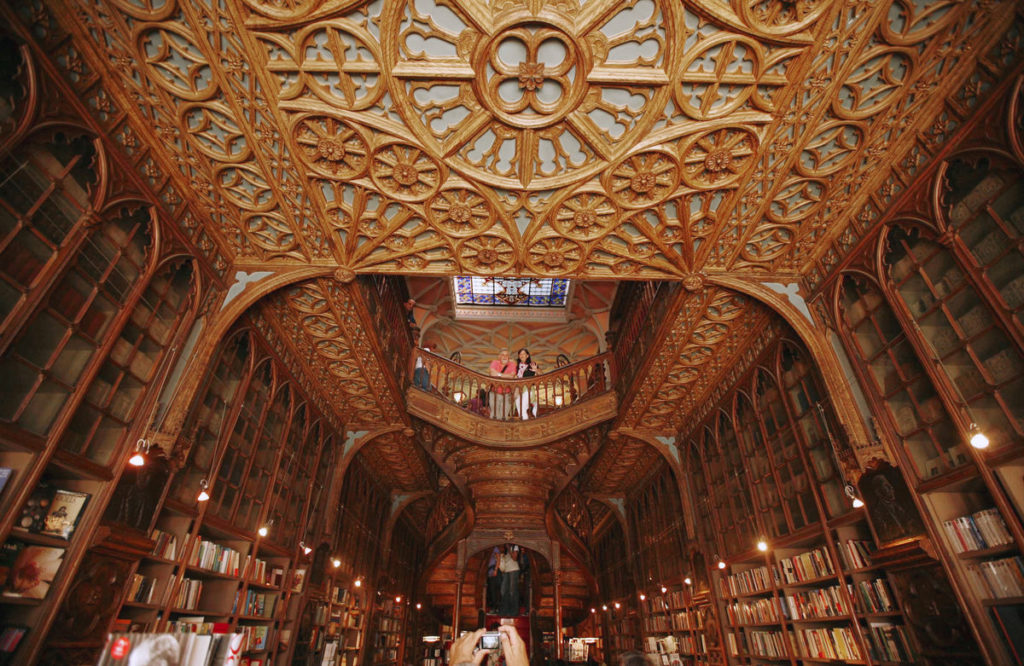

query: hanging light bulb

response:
[601,604,608,611]
[717,560,726,570]
[300,541,312,555]
[844,483,865,509]
[684,577,692,585]
[395,596,402,603]
[197,479,210,502]
[354,578,362,587]
[332,558,342,568]
[416,603,422,610]
[969,423,989,449]
[258,526,269,537]
[639,593,646,601]
[660,585,667,594]
[757,539,768,552]
[590,608,596,614]
[128,438,149,467]
[614,602,621,609]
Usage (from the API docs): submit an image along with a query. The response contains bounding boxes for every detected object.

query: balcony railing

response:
[409,349,613,422]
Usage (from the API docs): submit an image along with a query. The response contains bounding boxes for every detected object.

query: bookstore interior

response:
[0,1,1023,665]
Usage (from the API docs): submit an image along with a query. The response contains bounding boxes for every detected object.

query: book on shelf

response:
[292,567,307,593]
[127,573,159,604]
[777,546,835,584]
[0,468,13,500]
[40,488,89,539]
[838,539,875,569]
[189,538,241,576]
[850,577,897,613]
[0,625,28,666]
[942,509,1014,553]
[963,556,1024,599]
[866,623,913,662]
[151,528,178,560]
[97,632,245,666]
[0,543,64,599]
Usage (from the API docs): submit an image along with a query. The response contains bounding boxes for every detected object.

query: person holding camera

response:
[449,625,528,666]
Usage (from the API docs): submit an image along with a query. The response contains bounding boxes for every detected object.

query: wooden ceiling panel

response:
[38,0,1014,280]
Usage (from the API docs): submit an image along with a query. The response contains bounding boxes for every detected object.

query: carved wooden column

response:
[553,569,564,659]
[453,565,465,639]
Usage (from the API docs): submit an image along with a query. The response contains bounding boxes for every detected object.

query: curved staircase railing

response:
[409,349,613,421]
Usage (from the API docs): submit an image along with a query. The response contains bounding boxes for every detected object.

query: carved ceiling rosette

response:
[382,0,677,192]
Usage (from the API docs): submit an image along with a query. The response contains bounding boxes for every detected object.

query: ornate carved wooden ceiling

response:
[619,286,779,432]
[419,422,603,530]
[16,0,1021,564]
[41,0,1016,280]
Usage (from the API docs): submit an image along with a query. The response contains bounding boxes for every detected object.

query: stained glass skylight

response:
[452,277,570,307]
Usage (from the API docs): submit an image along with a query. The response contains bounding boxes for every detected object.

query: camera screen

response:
[479,632,501,650]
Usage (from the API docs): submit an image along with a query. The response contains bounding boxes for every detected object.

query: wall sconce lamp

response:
[969,423,989,450]
[129,438,150,467]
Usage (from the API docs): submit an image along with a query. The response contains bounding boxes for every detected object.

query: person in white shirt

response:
[498,544,520,616]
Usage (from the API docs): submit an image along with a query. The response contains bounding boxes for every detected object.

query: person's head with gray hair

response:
[617,651,652,666]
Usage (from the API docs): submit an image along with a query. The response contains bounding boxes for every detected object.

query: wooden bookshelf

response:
[828,154,1024,663]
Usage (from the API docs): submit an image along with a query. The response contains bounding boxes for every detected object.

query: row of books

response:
[735,629,787,658]
[238,624,269,652]
[97,632,245,666]
[642,610,701,633]
[781,584,849,620]
[963,556,1024,599]
[836,539,875,570]
[727,598,780,625]
[378,616,402,633]
[777,546,835,584]
[247,557,285,587]
[175,578,204,610]
[792,626,863,661]
[723,565,776,596]
[168,618,231,634]
[126,573,158,604]
[866,624,914,662]
[942,508,1014,553]
[851,577,897,613]
[189,538,242,576]
[241,590,278,618]
[151,528,178,560]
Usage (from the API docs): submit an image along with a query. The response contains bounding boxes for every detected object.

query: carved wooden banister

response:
[411,350,611,416]
[407,350,617,445]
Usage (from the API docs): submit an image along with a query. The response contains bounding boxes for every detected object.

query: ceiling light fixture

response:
[969,423,989,449]
[332,558,341,568]
[197,479,210,502]
[757,539,768,552]
[129,438,152,467]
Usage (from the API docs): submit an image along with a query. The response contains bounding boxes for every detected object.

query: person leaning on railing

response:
[488,349,516,419]
[414,346,432,390]
[515,348,539,419]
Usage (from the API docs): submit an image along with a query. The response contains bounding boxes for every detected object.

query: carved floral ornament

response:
[43,0,994,278]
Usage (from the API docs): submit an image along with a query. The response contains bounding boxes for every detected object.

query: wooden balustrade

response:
[410,349,612,422]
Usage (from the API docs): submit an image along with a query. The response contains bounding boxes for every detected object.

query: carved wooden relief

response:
[7,0,1016,281]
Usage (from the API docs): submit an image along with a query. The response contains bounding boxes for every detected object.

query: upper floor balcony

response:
[406,350,617,446]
